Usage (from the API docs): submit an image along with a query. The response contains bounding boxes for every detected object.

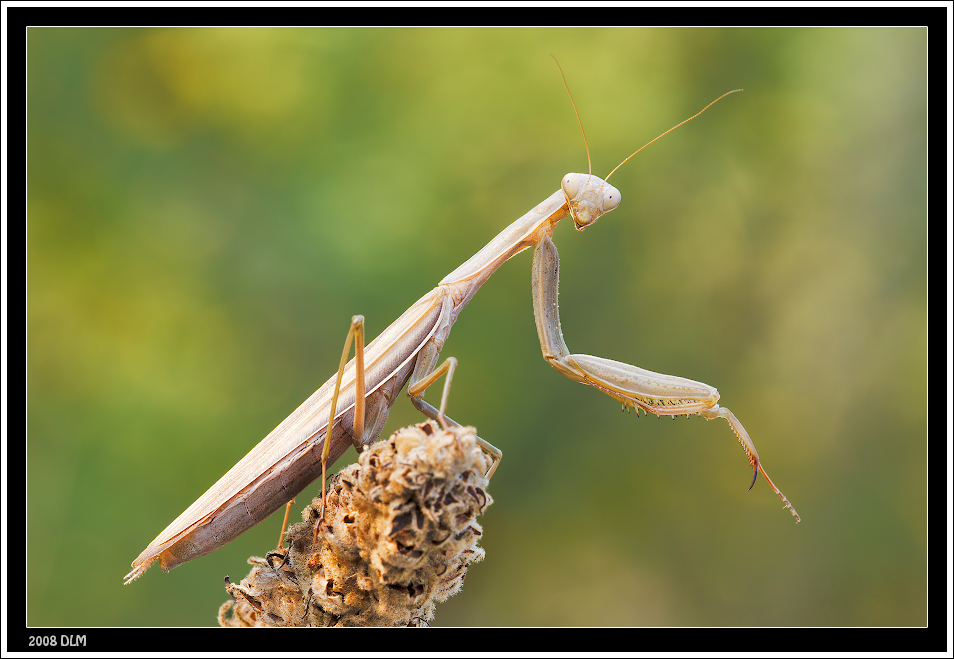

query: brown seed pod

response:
[219,421,493,627]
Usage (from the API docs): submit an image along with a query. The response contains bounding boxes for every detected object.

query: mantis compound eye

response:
[561,173,581,201]
[600,183,621,213]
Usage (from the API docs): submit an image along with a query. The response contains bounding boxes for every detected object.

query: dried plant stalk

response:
[218,420,493,627]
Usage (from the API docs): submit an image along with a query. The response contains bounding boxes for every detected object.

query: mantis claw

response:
[747,465,758,491]
[720,408,799,521]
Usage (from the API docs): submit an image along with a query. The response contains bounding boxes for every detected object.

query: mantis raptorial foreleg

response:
[531,232,799,522]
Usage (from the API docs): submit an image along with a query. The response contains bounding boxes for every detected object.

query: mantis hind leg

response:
[279,315,370,548]
[408,339,503,480]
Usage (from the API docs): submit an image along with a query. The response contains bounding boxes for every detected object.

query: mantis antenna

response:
[551,55,592,176]
[605,89,743,182]
[551,55,741,182]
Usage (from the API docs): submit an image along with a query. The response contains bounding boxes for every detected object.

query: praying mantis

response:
[124,70,799,586]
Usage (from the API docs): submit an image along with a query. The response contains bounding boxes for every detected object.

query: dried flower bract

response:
[219,421,493,627]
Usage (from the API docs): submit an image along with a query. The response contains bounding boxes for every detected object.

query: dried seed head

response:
[219,421,493,627]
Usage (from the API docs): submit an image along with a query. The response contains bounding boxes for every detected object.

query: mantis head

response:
[552,54,737,233]
[561,173,621,230]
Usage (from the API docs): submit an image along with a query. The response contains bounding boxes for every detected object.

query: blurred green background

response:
[28,27,926,626]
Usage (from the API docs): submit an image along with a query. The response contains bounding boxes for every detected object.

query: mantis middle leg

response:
[531,233,799,522]
[408,339,503,479]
